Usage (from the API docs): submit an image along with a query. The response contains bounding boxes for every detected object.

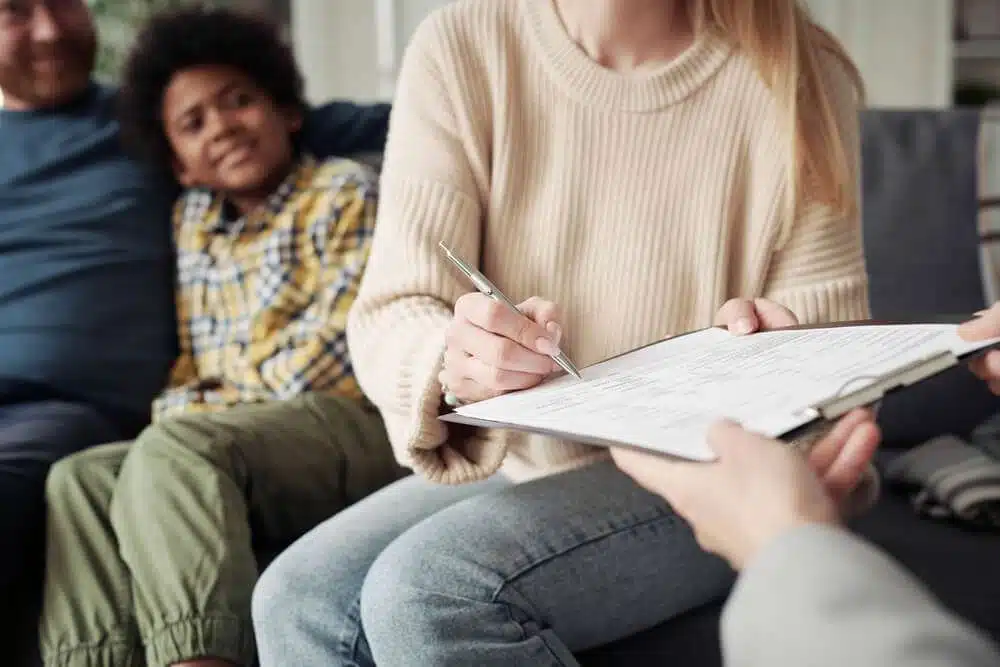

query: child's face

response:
[162,64,302,198]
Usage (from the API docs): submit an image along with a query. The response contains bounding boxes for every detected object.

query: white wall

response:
[804,0,954,108]
[292,0,451,103]
[291,1,379,103]
[292,0,955,108]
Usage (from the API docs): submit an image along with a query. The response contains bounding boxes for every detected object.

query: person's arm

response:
[301,101,392,158]
[722,524,1000,667]
[247,163,378,400]
[152,196,240,420]
[345,13,499,485]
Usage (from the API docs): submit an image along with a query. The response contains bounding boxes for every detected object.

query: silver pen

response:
[438,242,582,380]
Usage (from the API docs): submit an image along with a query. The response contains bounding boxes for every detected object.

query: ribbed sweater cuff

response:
[389,325,508,485]
[766,275,870,325]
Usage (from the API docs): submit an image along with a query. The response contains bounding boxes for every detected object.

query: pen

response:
[438,242,583,380]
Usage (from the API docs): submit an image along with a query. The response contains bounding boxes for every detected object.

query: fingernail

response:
[546,322,563,345]
[735,318,754,335]
[536,336,561,356]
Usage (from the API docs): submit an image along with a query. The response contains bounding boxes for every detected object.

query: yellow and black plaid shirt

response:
[153,156,377,421]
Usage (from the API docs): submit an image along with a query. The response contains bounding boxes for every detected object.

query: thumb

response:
[706,419,756,458]
[752,299,798,330]
[959,304,1000,341]
[715,299,759,336]
[518,297,563,344]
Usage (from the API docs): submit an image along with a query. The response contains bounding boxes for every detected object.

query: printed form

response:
[449,324,998,460]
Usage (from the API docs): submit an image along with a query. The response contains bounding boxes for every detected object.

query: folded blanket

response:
[885,435,1000,530]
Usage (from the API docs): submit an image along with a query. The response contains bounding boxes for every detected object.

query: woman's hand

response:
[714,298,798,335]
[439,294,564,404]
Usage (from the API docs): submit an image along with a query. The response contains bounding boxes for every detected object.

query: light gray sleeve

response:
[721,524,1000,667]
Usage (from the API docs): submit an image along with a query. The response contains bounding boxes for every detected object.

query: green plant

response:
[86,0,223,81]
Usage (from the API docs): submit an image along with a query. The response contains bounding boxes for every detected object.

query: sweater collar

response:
[523,0,733,112]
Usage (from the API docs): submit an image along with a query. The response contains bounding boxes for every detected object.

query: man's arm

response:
[301,101,392,158]
[722,524,1000,667]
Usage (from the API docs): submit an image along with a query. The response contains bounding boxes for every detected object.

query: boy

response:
[37,8,402,667]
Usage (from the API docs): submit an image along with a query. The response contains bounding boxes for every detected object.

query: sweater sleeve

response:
[722,524,1000,667]
[762,53,870,326]
[345,12,504,485]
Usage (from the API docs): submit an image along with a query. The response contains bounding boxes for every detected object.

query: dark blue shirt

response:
[0,83,390,420]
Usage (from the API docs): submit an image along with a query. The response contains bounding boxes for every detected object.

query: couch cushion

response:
[861,109,986,318]
[860,110,999,445]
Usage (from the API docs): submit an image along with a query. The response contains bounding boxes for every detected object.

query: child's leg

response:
[108,394,401,667]
[40,441,140,667]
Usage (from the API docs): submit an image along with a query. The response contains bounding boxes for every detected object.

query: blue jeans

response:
[252,460,734,666]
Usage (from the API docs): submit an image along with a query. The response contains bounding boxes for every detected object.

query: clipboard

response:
[438,320,1000,459]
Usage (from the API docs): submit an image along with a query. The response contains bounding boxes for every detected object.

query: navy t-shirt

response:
[0,84,176,418]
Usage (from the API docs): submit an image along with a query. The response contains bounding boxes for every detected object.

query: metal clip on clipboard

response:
[807,351,960,421]
[782,351,960,455]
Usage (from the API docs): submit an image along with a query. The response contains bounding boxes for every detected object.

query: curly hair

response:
[118,4,306,169]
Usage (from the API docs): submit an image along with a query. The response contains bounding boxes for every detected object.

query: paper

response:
[451,324,1000,460]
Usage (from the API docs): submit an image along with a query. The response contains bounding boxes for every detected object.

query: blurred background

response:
[88,1,1000,108]
[85,0,1000,287]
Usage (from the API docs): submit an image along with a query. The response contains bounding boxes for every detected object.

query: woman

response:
[252,0,872,664]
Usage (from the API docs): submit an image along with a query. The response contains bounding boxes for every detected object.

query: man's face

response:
[163,65,301,202]
[0,0,96,110]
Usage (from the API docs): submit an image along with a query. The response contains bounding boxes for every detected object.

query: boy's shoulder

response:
[306,155,380,196]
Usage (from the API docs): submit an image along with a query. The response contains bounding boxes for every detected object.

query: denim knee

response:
[359,525,526,665]
[251,557,300,644]
[253,546,373,667]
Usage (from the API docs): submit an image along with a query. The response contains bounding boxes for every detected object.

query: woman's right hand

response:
[439,293,564,404]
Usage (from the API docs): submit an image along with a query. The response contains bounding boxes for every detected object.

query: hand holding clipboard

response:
[440,321,1000,461]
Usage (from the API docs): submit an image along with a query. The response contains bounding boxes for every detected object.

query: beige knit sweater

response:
[345,0,870,485]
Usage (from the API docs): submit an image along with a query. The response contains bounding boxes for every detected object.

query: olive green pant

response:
[38,394,403,667]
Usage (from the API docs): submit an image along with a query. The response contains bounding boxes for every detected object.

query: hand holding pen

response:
[438,243,581,406]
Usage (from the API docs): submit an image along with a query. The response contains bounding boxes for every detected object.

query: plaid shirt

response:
[153,156,377,421]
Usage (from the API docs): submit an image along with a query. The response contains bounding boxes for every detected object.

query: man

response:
[0,0,389,637]
[612,301,1000,667]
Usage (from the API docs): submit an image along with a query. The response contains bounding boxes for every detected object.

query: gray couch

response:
[14,111,999,667]
[578,109,1000,665]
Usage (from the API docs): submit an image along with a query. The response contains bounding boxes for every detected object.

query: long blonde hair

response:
[692,0,864,220]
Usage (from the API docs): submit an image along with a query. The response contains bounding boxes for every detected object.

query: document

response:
[445,324,1000,460]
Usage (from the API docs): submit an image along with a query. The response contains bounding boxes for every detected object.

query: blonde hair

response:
[692,0,865,219]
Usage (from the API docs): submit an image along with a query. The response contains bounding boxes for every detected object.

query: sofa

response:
[578,109,1000,665]
[14,111,1000,667]
[348,109,1000,665]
